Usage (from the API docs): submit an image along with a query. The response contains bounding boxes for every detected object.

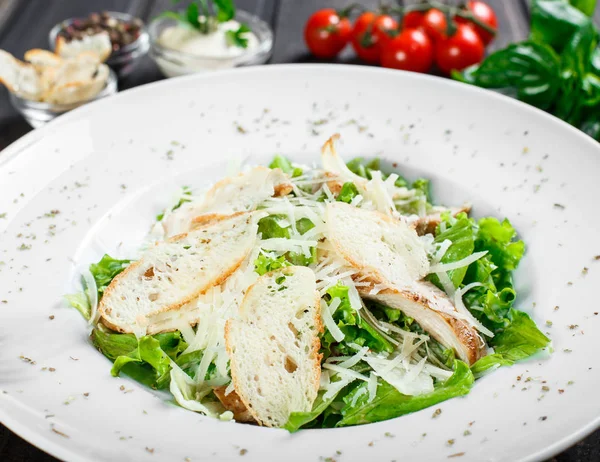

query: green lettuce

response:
[91,328,190,389]
[336,360,474,427]
[254,253,290,276]
[491,309,551,361]
[284,389,344,432]
[470,353,514,379]
[269,154,302,177]
[64,292,91,321]
[429,213,550,364]
[89,254,131,296]
[157,186,192,221]
[346,157,383,181]
[430,214,475,287]
[321,284,394,358]
[257,215,317,267]
[65,254,131,320]
[337,182,359,204]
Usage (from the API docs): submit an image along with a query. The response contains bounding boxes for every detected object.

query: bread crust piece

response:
[99,212,260,334]
[224,266,321,427]
[213,387,256,423]
[359,283,486,365]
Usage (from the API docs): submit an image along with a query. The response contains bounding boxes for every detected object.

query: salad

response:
[66,134,550,430]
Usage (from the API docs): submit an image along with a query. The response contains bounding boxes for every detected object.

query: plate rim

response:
[1,63,599,462]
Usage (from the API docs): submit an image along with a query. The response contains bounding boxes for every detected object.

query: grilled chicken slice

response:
[360,281,486,365]
[325,201,486,365]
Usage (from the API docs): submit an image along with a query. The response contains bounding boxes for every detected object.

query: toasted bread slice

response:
[99,212,260,333]
[0,50,42,100]
[41,63,109,105]
[360,282,486,365]
[225,266,322,427]
[24,49,63,68]
[163,167,292,236]
[55,31,112,62]
[325,202,429,287]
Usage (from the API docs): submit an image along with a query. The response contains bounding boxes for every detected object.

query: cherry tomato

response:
[304,8,352,58]
[402,11,424,29]
[351,12,399,63]
[421,8,447,41]
[456,1,498,45]
[380,29,434,73]
[435,23,485,74]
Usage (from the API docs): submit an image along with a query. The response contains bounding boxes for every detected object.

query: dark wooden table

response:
[1,1,599,460]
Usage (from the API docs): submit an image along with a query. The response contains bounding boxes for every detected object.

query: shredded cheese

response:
[320,299,345,342]
[367,372,378,402]
[429,251,488,273]
[322,363,369,382]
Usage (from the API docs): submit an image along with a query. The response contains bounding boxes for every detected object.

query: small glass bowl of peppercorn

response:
[49,11,150,78]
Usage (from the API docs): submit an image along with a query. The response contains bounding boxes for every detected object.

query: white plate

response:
[1,65,599,462]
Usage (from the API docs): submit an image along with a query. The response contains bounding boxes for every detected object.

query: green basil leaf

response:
[225,24,251,48]
[580,112,600,139]
[213,0,235,22]
[592,46,600,74]
[461,42,561,110]
[531,0,592,53]
[186,2,201,28]
[568,0,598,16]
[561,21,598,76]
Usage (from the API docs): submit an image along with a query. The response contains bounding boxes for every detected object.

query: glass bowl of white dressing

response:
[148,10,273,78]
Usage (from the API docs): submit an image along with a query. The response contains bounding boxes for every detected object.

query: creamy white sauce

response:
[159,20,258,58]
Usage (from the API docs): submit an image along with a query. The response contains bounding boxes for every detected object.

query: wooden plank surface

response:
[0,1,600,461]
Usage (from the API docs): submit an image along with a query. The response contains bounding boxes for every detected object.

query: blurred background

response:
[3,0,599,150]
[0,0,599,460]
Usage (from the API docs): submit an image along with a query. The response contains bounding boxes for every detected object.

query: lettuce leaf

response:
[64,292,91,321]
[491,309,551,360]
[91,328,188,389]
[470,353,514,378]
[269,154,302,177]
[257,215,317,268]
[65,254,131,319]
[254,253,290,276]
[476,218,525,290]
[284,389,343,432]
[411,178,432,203]
[89,254,131,296]
[321,284,394,357]
[337,182,359,204]
[430,214,475,287]
[430,213,549,365]
[156,186,192,221]
[336,360,474,427]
